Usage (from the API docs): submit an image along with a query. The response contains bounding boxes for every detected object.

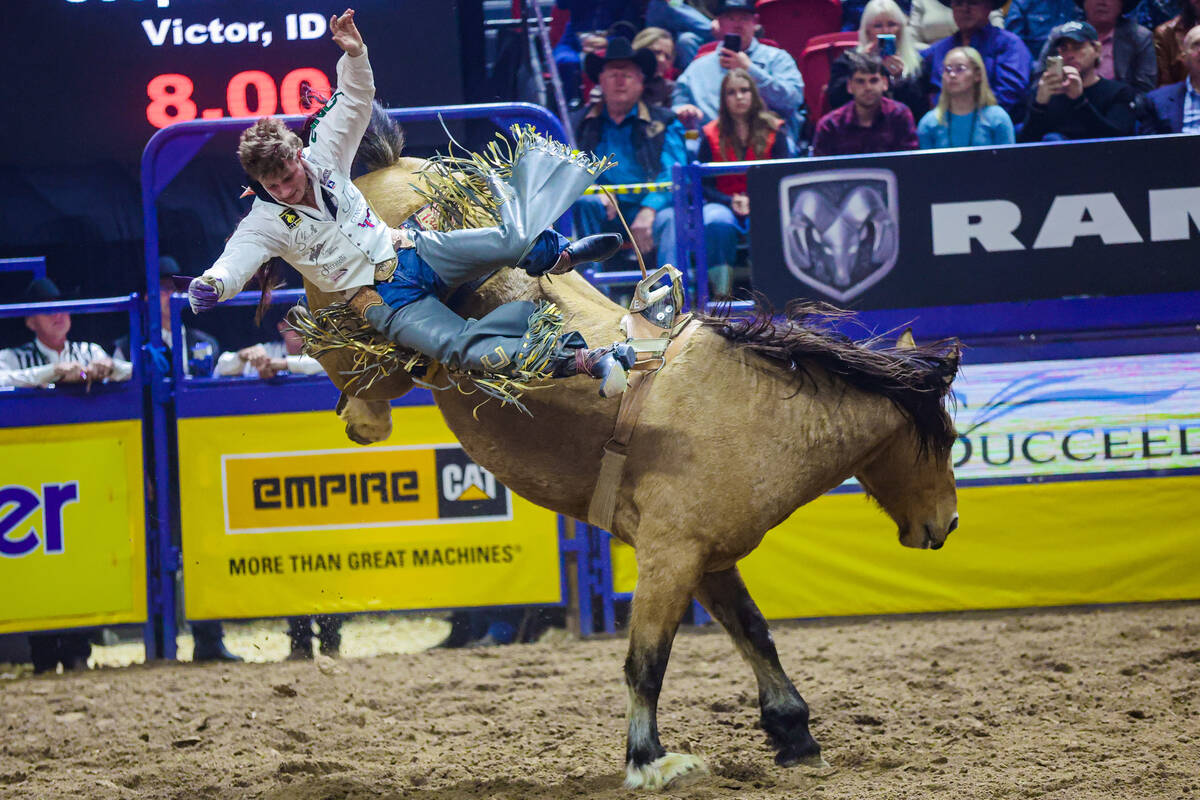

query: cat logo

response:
[279,209,302,230]
[435,448,510,519]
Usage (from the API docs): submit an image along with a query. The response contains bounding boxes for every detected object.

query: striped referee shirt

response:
[0,338,132,388]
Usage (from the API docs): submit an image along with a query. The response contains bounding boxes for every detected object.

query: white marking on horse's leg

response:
[624,753,708,790]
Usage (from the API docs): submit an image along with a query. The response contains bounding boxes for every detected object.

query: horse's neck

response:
[740,354,910,502]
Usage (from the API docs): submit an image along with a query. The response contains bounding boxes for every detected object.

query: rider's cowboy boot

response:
[546,233,624,275]
[361,296,636,396]
[549,331,637,398]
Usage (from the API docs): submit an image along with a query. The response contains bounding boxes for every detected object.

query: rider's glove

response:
[188,276,223,313]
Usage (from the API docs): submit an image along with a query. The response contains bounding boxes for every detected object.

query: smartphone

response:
[1045,55,1064,81]
[877,34,897,57]
[722,33,742,53]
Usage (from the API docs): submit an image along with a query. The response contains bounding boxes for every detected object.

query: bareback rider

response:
[187,9,636,396]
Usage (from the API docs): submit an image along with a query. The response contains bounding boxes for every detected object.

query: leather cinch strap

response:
[586,317,700,530]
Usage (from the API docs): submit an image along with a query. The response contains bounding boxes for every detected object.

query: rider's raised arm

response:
[306,10,374,176]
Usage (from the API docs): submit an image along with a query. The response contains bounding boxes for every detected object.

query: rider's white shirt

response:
[202,47,394,301]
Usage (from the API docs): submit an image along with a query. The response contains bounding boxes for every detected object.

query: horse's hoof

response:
[776,747,829,768]
[624,752,708,791]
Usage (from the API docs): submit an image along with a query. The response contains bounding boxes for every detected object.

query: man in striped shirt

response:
[0,279,132,389]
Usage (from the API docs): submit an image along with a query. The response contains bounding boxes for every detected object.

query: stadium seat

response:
[798,31,859,128]
[695,37,782,57]
[755,0,843,65]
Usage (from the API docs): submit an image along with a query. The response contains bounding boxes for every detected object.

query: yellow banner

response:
[613,475,1200,618]
[0,419,146,633]
[179,405,560,619]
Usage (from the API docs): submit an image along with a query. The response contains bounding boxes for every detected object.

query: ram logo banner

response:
[779,168,899,303]
[949,352,1200,483]
[223,444,512,534]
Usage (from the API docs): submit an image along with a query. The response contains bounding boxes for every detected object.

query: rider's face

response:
[261,156,309,205]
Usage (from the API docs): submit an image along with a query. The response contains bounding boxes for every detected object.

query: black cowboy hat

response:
[584,36,657,83]
[155,254,198,293]
[21,277,63,303]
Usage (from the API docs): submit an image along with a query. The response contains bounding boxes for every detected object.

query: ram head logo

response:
[780,170,900,303]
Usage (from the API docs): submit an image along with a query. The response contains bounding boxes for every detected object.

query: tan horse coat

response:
[302,157,958,789]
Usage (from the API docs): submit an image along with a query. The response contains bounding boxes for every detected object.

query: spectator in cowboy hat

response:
[672,0,807,146]
[1143,24,1200,131]
[112,255,220,378]
[1019,20,1139,139]
[0,277,132,389]
[572,35,687,271]
[922,0,1034,117]
[1034,0,1156,92]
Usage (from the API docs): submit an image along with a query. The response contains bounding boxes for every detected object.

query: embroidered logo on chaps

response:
[480,346,511,370]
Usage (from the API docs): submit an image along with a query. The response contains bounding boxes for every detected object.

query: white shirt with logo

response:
[202,47,394,301]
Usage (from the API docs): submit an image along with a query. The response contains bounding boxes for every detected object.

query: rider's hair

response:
[237,118,303,180]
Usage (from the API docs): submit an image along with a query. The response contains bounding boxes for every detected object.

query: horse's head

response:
[855,331,960,550]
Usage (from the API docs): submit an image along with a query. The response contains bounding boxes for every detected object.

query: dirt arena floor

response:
[2,602,1198,800]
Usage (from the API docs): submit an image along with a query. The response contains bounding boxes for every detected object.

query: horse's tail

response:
[354,101,407,174]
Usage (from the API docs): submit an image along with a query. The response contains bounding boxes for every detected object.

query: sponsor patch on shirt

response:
[320,169,336,190]
[358,207,376,228]
[279,209,302,230]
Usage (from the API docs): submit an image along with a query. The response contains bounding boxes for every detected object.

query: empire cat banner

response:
[613,351,1200,617]
[178,405,561,619]
[0,420,147,634]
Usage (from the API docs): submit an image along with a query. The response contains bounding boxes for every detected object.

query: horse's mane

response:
[704,296,960,458]
[354,102,407,174]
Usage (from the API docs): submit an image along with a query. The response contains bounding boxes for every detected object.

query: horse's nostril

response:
[947,515,959,535]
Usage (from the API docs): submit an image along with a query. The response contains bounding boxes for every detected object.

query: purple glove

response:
[188,276,222,313]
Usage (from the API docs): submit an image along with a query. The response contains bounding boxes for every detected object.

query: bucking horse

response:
[297,113,962,789]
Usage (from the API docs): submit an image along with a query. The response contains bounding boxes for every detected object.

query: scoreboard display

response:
[4,0,466,166]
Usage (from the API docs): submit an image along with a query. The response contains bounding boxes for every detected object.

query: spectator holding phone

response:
[1034,0,1156,94]
[1019,20,1139,139]
[812,51,920,155]
[672,0,806,147]
[828,0,930,121]
[695,69,790,296]
[918,46,1016,146]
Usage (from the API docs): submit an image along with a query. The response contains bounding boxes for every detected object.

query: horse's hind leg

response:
[695,567,826,767]
[622,551,708,790]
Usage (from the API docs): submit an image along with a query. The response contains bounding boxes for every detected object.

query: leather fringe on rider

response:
[186,9,636,402]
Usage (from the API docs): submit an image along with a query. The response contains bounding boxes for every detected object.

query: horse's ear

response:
[941,345,962,387]
[897,328,916,350]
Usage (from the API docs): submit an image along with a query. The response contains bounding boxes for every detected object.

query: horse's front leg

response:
[623,551,707,790]
[695,567,826,767]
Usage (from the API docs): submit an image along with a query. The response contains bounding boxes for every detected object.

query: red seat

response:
[798,31,859,126]
[695,36,782,57]
[755,0,843,66]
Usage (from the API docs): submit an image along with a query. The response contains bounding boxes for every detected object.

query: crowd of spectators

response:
[551,0,1198,293]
